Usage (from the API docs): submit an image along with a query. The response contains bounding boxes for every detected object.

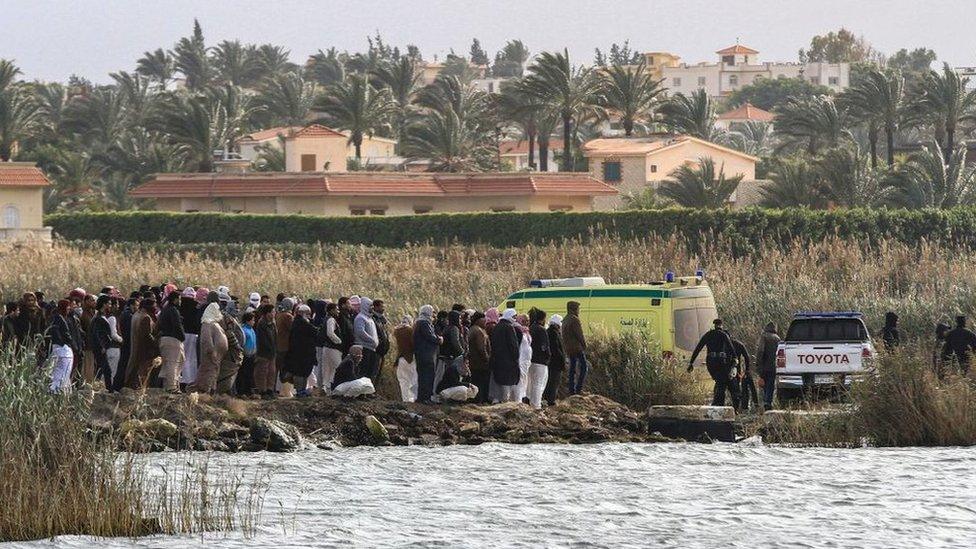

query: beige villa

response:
[130,172,617,216]
[0,162,51,243]
[237,124,398,172]
[582,135,759,209]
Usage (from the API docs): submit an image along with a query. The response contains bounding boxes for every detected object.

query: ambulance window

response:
[651,298,661,306]
[674,309,701,351]
[506,300,516,309]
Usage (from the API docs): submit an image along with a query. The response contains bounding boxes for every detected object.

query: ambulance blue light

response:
[529,279,543,288]
[695,269,705,278]
[665,271,675,282]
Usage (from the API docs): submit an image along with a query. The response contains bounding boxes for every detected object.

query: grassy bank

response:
[0,343,263,542]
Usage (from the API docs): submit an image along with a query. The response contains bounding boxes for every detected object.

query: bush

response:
[45,207,976,251]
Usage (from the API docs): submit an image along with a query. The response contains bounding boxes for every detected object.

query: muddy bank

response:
[89,390,673,452]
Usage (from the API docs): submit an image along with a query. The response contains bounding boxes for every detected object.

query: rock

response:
[364,415,390,443]
[120,418,179,441]
[558,414,589,430]
[316,439,343,451]
[648,405,735,421]
[218,422,250,438]
[459,421,480,434]
[250,417,302,452]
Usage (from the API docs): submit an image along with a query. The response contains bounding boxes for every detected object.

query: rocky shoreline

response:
[90,391,674,452]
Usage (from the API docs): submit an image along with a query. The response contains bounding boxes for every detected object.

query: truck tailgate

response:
[780,342,866,374]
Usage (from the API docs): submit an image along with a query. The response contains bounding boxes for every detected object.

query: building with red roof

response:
[237,124,398,172]
[0,162,52,243]
[715,103,776,130]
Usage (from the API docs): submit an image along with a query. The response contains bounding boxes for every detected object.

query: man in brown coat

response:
[467,311,491,402]
[561,301,588,395]
[124,298,160,389]
[275,298,295,383]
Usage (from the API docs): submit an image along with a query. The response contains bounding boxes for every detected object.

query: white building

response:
[660,44,850,99]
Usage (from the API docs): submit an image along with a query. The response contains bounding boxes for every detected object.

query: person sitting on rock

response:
[435,354,478,402]
[331,345,375,398]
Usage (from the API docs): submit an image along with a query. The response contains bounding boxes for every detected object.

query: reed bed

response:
[0,343,263,542]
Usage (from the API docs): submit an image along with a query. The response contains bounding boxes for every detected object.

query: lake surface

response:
[10,443,976,548]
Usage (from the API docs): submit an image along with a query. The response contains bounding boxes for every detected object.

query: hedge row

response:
[44,208,976,250]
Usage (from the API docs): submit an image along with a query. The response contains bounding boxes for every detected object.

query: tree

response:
[135,48,174,87]
[440,55,479,83]
[727,120,776,157]
[46,149,102,211]
[620,186,670,210]
[838,68,905,166]
[657,157,742,208]
[726,77,833,111]
[173,19,213,90]
[373,57,421,143]
[599,60,664,136]
[594,41,641,66]
[493,40,529,78]
[253,140,286,171]
[659,89,717,140]
[888,140,976,208]
[520,50,604,171]
[0,61,40,161]
[315,73,397,159]
[211,40,260,87]
[256,73,316,126]
[252,44,298,82]
[758,158,825,208]
[775,95,850,154]
[403,108,493,172]
[887,48,937,77]
[498,80,547,170]
[63,86,129,147]
[305,49,345,87]
[814,146,890,207]
[799,28,879,63]
[469,39,489,66]
[33,82,69,141]
[911,63,976,162]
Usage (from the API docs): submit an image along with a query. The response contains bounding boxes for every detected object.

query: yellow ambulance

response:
[501,275,717,359]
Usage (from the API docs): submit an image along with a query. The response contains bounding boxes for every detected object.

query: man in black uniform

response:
[729,334,758,412]
[941,315,976,375]
[688,318,737,406]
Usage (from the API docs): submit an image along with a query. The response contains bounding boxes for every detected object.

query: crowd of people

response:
[0,285,590,408]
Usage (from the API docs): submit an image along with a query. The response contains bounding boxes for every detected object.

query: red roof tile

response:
[293,124,347,138]
[717,103,775,122]
[498,140,562,155]
[716,44,759,55]
[240,124,346,142]
[130,172,617,199]
[0,163,50,187]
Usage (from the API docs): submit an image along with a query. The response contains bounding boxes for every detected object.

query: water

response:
[9,443,976,548]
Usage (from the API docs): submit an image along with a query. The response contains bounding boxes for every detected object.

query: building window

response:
[301,154,317,171]
[491,206,516,213]
[650,165,658,173]
[185,209,200,213]
[413,206,432,214]
[647,56,654,65]
[672,77,682,87]
[603,161,622,183]
[548,205,572,212]
[729,75,738,87]
[369,208,386,216]
[810,76,820,84]
[2,205,20,229]
[488,82,494,93]
[350,208,366,216]
[828,76,840,86]
[697,76,706,87]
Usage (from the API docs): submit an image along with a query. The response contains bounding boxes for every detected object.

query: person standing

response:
[543,314,565,406]
[2,302,21,347]
[731,334,758,412]
[413,305,442,404]
[372,299,391,385]
[79,292,97,384]
[89,295,115,391]
[237,312,258,397]
[881,312,901,351]
[157,291,186,394]
[124,298,159,390]
[275,297,295,389]
[354,297,380,382]
[286,304,318,397]
[216,296,245,394]
[112,294,139,391]
[755,322,781,410]
[437,310,465,393]
[253,305,278,399]
[180,287,201,389]
[317,302,344,392]
[527,308,550,409]
[562,301,588,395]
[337,297,355,356]
[489,309,521,402]
[48,300,76,393]
[467,311,491,403]
[393,315,417,402]
[688,318,737,406]
[193,303,227,394]
[941,315,976,375]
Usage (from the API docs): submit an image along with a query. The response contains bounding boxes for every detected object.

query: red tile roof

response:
[498,140,562,155]
[240,124,346,142]
[293,124,347,138]
[0,163,51,187]
[717,103,775,122]
[716,44,759,55]
[130,172,617,199]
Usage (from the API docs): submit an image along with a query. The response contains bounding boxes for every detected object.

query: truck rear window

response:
[786,318,867,342]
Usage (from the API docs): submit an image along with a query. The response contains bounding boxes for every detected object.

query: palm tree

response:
[599,60,664,136]
[415,75,490,122]
[0,63,40,161]
[659,89,717,140]
[33,82,69,140]
[620,186,671,210]
[520,50,604,171]
[135,48,174,88]
[911,63,976,162]
[46,150,103,211]
[256,73,316,126]
[839,68,905,167]
[888,140,976,208]
[498,82,546,169]
[251,44,298,84]
[403,109,493,172]
[315,73,397,159]
[110,71,154,123]
[173,19,213,91]
[63,86,129,147]
[775,95,850,154]
[253,140,286,171]
[814,145,890,207]
[657,157,742,208]
[727,120,775,157]
[373,57,421,144]
[758,158,825,208]
[305,49,345,87]
[211,40,260,87]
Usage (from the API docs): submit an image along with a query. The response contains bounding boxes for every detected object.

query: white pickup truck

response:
[776,312,875,392]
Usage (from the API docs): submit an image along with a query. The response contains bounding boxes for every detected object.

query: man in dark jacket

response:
[112,295,139,391]
[413,305,442,403]
[688,318,736,406]
[562,301,588,395]
[755,322,781,409]
[730,335,758,412]
[285,304,318,397]
[467,311,491,402]
[372,299,391,384]
[489,309,521,402]
[89,295,115,390]
[157,291,186,393]
[543,315,565,405]
[941,315,976,374]
[254,304,277,399]
[881,311,900,350]
[337,297,355,356]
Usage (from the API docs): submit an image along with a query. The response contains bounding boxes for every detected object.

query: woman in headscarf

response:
[543,314,565,406]
[484,307,500,336]
[527,308,550,409]
[489,308,521,402]
[393,314,417,402]
[515,312,533,402]
[436,310,465,392]
[275,297,295,392]
[413,305,441,403]
[247,292,261,313]
[48,299,76,393]
[285,304,318,397]
[192,303,227,394]
[179,287,200,389]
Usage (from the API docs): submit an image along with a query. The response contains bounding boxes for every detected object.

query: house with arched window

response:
[0,162,51,244]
